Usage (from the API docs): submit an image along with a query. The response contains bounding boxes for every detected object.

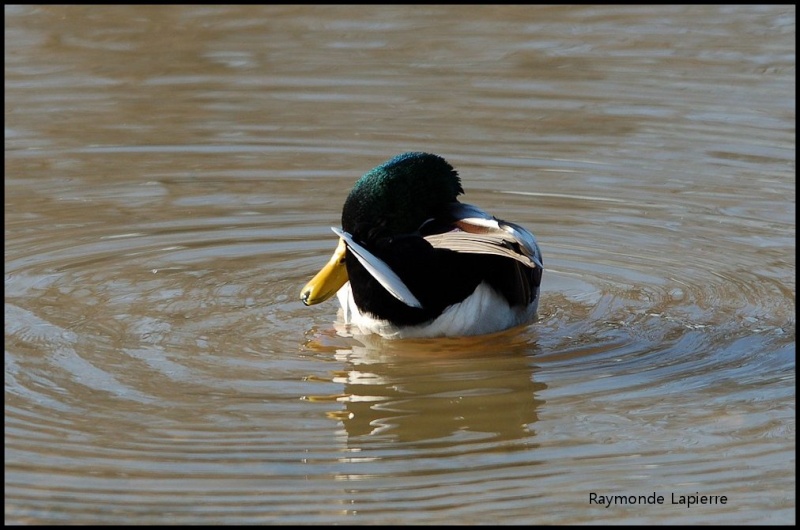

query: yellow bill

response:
[300,238,348,305]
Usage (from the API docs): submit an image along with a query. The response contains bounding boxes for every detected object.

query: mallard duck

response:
[300,152,543,339]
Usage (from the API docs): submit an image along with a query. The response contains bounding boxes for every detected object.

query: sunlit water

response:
[5,5,795,525]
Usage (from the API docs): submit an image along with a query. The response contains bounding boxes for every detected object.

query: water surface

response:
[5,5,795,525]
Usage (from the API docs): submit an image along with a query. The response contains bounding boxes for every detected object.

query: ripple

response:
[5,4,795,525]
[5,169,794,524]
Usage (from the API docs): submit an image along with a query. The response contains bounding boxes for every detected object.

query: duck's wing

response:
[331,227,423,309]
[421,203,543,269]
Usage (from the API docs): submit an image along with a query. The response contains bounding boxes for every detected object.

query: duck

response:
[300,152,543,339]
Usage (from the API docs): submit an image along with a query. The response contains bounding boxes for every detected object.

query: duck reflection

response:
[306,328,545,444]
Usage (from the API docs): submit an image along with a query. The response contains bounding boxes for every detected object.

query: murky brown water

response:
[5,5,795,525]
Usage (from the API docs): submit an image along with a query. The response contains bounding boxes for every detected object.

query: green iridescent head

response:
[341,152,463,241]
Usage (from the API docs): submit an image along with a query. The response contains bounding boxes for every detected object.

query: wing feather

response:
[422,203,542,269]
[331,227,423,309]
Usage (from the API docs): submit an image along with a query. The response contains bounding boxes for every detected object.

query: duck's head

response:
[301,152,462,306]
[341,152,462,242]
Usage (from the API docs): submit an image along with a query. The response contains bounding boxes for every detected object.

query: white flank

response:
[336,281,538,339]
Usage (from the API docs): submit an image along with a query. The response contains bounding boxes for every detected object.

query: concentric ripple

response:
[6,151,795,524]
[6,4,795,525]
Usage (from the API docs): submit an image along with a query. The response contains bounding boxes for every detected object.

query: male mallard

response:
[300,152,543,339]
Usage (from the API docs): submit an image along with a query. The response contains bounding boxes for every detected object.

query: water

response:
[4,5,795,524]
